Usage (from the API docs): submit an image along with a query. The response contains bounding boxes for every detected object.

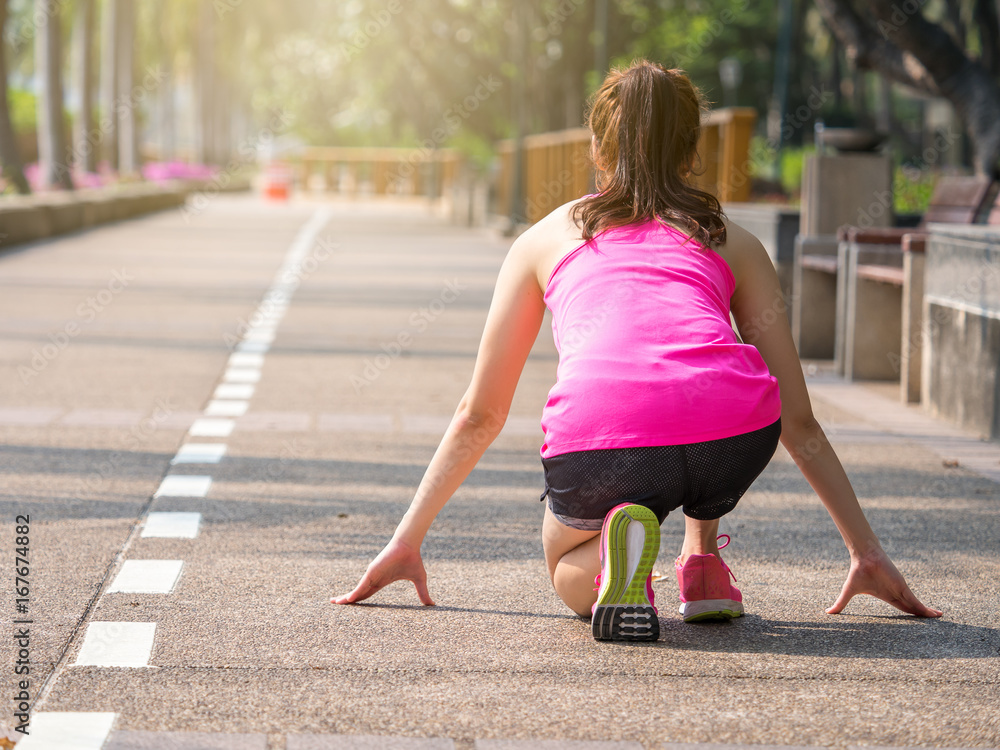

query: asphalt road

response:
[1,194,998,750]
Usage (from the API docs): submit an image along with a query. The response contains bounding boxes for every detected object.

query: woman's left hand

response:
[826,546,942,618]
[331,537,435,606]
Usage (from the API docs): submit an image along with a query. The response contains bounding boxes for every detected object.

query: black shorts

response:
[539,417,781,530]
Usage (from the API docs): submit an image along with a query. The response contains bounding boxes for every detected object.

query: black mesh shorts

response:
[539,417,781,531]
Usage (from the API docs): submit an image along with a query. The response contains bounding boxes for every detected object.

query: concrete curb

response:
[0,178,250,251]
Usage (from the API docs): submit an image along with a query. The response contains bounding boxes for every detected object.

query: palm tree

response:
[73,0,97,173]
[100,0,119,171]
[0,0,30,194]
[117,0,139,175]
[35,0,74,189]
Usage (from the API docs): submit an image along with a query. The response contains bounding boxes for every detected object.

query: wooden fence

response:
[295,147,462,197]
[495,107,757,223]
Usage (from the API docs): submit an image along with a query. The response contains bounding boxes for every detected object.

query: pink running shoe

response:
[674,534,744,622]
[591,503,660,642]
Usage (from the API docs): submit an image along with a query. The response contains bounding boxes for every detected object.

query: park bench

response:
[792,174,994,367]
[834,175,996,399]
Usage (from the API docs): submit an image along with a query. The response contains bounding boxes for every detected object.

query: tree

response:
[35,0,74,189]
[117,0,139,175]
[0,0,30,193]
[816,0,1000,176]
[100,0,119,170]
[73,0,97,173]
[194,0,216,164]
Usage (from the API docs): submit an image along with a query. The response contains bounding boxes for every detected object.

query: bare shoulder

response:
[716,216,770,289]
[510,197,590,290]
[515,197,588,247]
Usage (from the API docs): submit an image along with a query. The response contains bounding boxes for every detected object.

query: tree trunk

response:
[117,0,138,176]
[0,0,30,194]
[100,0,119,170]
[73,0,96,173]
[195,0,215,164]
[36,0,74,189]
[816,0,1000,176]
[974,0,1000,78]
[157,0,175,161]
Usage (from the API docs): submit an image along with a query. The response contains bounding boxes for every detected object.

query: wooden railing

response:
[495,107,757,223]
[295,147,462,197]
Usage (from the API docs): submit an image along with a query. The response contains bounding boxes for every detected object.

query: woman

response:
[332,60,941,641]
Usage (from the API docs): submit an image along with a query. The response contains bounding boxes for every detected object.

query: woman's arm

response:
[725,221,941,617]
[333,228,548,605]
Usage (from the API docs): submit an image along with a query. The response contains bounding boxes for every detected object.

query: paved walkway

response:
[0,195,998,750]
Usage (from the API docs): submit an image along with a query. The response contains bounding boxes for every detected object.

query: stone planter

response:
[922,223,1000,437]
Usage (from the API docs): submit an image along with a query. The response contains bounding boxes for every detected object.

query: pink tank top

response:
[540,218,781,458]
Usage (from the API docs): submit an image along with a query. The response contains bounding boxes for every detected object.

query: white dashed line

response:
[171,443,227,464]
[236,340,270,354]
[107,560,184,594]
[204,400,250,417]
[154,475,212,498]
[188,418,235,437]
[142,512,202,539]
[223,368,262,384]
[214,383,256,400]
[16,712,117,749]
[74,622,156,667]
[243,329,275,344]
[228,352,265,368]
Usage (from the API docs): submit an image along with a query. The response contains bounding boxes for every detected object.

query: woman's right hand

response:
[826,546,942,618]
[331,536,435,606]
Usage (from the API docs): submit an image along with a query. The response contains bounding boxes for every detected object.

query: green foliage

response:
[780,146,813,200]
[893,166,936,214]
[8,88,36,133]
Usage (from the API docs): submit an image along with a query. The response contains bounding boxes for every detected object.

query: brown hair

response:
[570,60,726,247]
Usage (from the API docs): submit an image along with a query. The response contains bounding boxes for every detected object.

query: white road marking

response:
[107,560,184,594]
[154,475,212,498]
[243,329,275,344]
[189,418,235,437]
[228,352,265,368]
[204,399,249,417]
[171,443,227,464]
[142,512,201,539]
[224,368,262,384]
[73,622,156,667]
[236,341,270,354]
[16,712,117,750]
[214,383,256,400]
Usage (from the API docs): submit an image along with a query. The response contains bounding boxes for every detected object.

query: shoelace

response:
[598,534,738,591]
[675,534,738,583]
[716,534,737,584]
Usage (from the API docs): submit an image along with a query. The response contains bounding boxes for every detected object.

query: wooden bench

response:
[835,175,996,396]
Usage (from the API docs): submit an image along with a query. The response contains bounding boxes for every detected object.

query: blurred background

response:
[0,0,994,211]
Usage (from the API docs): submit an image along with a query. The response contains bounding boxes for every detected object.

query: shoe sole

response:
[679,598,744,622]
[593,505,660,642]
